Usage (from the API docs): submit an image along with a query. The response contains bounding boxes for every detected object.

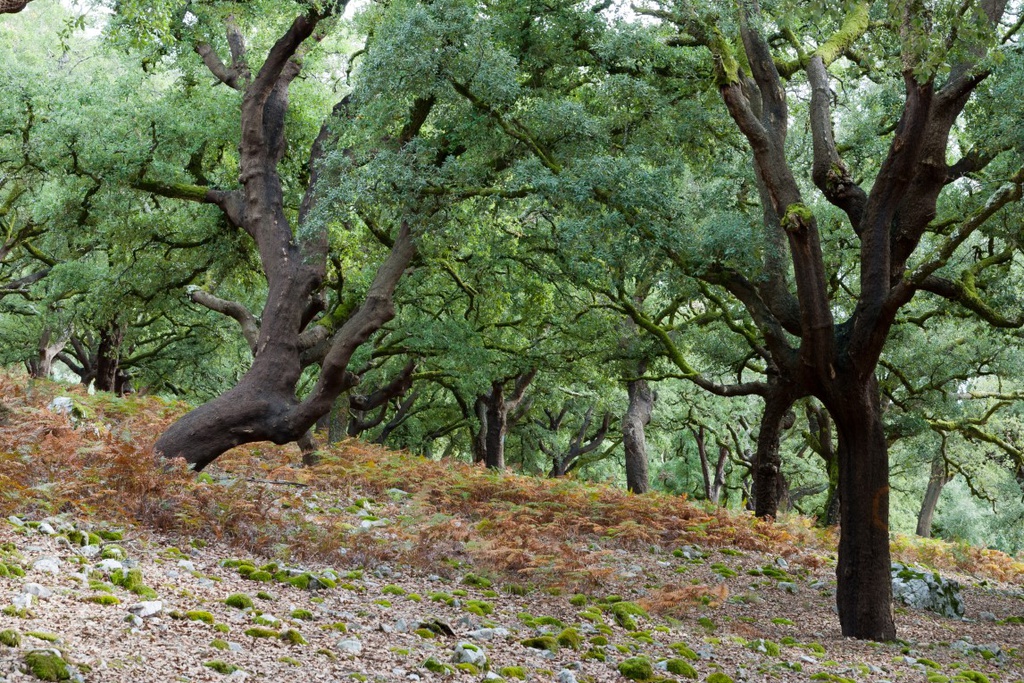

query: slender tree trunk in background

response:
[472,370,536,470]
[622,372,654,493]
[93,324,125,394]
[806,401,840,526]
[827,375,896,641]
[484,380,507,470]
[26,327,67,379]
[917,445,952,537]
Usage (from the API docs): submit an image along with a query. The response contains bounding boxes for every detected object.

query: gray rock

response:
[979,611,997,622]
[80,545,100,558]
[394,618,413,633]
[12,593,32,609]
[452,642,486,667]
[227,642,243,652]
[484,673,503,681]
[8,515,24,527]
[196,578,216,588]
[386,488,410,500]
[775,557,789,569]
[32,557,61,573]
[37,522,56,536]
[891,563,964,618]
[225,670,248,681]
[779,581,798,594]
[48,397,74,415]
[125,614,143,628]
[22,583,52,598]
[336,638,363,654]
[127,601,162,618]
[96,559,123,572]
[557,670,578,683]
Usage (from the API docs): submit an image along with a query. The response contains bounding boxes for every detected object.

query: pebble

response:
[979,611,997,622]
[12,593,32,609]
[37,522,56,535]
[80,545,100,558]
[452,642,486,667]
[177,560,196,572]
[96,559,122,572]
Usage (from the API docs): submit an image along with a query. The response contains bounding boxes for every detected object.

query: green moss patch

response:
[23,650,71,681]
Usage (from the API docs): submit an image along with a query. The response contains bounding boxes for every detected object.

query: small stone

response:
[8,516,24,527]
[96,560,123,572]
[32,557,61,574]
[128,601,162,618]
[80,545,100,558]
[37,522,56,535]
[336,638,362,654]
[557,669,578,683]
[177,560,196,573]
[125,615,143,628]
[13,593,33,609]
[979,612,997,622]
[394,618,412,633]
[48,397,74,415]
[484,673,503,681]
[775,557,789,569]
[779,582,798,594]
[22,583,52,598]
[225,670,248,680]
[228,642,243,652]
[386,488,410,500]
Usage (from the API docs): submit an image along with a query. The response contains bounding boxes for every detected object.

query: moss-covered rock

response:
[521,636,558,652]
[280,629,308,645]
[224,593,253,609]
[555,628,583,650]
[83,595,120,606]
[706,673,734,683]
[210,639,229,651]
[186,610,215,624]
[203,660,238,674]
[608,601,648,630]
[244,627,278,638]
[23,650,71,681]
[0,629,21,647]
[499,665,526,679]
[290,609,314,621]
[617,656,654,681]
[665,658,698,678]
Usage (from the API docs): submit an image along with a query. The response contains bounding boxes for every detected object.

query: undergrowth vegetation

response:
[1,370,1023,591]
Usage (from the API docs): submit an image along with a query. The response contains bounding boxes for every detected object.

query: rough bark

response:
[0,0,31,14]
[827,375,896,641]
[622,377,653,493]
[752,388,795,517]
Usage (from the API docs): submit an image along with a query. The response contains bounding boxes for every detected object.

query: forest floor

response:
[0,371,1022,683]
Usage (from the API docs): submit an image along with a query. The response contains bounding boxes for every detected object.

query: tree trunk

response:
[807,401,840,526]
[622,376,653,493]
[93,324,126,394]
[916,450,951,537]
[752,391,794,518]
[484,380,507,470]
[26,328,67,379]
[828,376,896,641]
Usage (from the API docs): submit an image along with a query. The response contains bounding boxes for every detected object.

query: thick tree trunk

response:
[828,376,896,641]
[622,376,653,493]
[916,453,951,537]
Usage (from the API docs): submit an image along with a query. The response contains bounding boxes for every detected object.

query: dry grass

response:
[2,369,1023,589]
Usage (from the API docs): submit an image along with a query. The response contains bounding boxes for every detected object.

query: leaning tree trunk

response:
[828,375,896,641]
[622,375,653,493]
[0,0,31,13]
[150,12,420,470]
